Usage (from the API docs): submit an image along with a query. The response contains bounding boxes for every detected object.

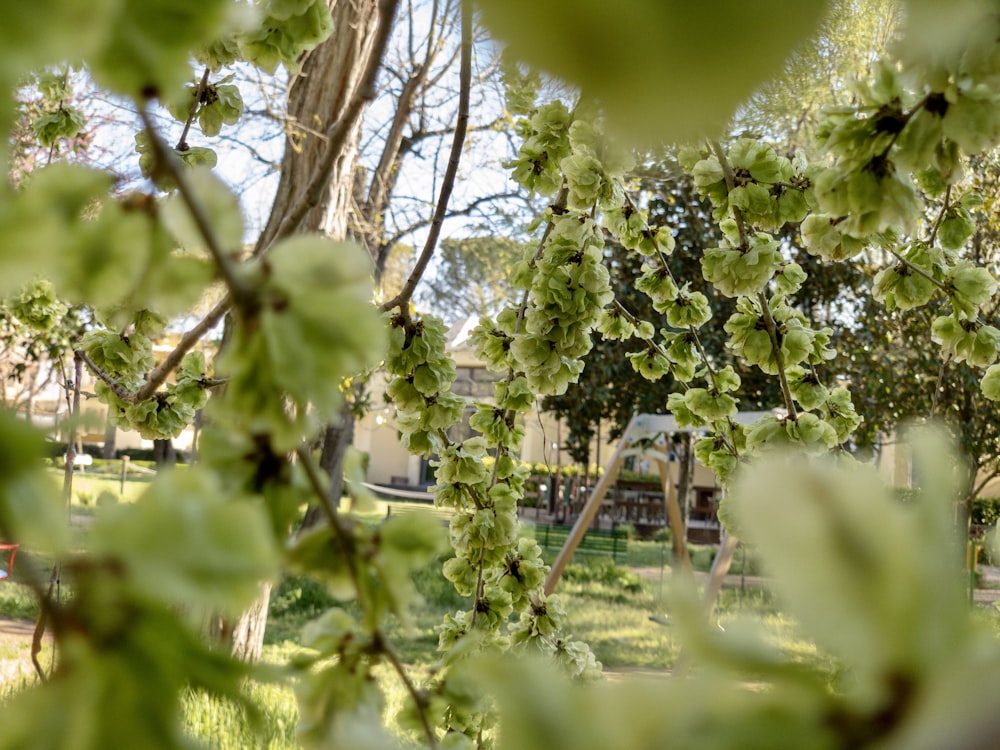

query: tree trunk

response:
[225,0,390,663]
[152,438,176,466]
[204,581,273,663]
[257,0,384,251]
[301,399,358,528]
[101,411,116,459]
[676,432,694,530]
[229,582,273,663]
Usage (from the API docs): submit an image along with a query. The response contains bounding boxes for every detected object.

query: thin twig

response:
[471,184,570,626]
[708,139,797,418]
[930,357,948,417]
[377,630,439,749]
[75,349,133,401]
[709,139,750,248]
[33,354,82,680]
[295,446,362,590]
[176,67,211,151]
[135,296,230,402]
[756,292,798,419]
[381,0,472,312]
[927,185,952,247]
[138,106,252,305]
[30,576,53,682]
[886,246,948,292]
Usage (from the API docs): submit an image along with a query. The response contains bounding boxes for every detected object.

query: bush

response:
[614,523,636,540]
[269,575,336,621]
[972,497,1000,527]
[616,469,662,484]
[44,441,105,459]
[116,447,189,464]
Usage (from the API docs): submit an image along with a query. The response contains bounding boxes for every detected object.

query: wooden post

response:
[658,453,691,572]
[703,531,740,616]
[544,416,638,595]
[120,455,130,494]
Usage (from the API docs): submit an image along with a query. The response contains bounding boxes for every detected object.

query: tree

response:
[736,0,903,150]
[842,151,1000,522]
[419,236,529,323]
[8,2,1000,749]
[213,0,513,659]
[540,0,899,470]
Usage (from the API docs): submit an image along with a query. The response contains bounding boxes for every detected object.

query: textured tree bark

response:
[224,581,273,663]
[257,0,384,250]
[101,411,116,459]
[226,0,390,663]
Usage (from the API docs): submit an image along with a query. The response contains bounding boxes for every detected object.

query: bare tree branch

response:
[381,0,473,312]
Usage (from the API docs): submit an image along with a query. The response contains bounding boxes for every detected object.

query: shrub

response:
[972,497,1000,526]
[269,575,336,621]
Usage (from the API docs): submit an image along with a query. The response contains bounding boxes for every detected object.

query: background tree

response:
[541,0,898,470]
[737,0,902,150]
[418,236,528,323]
[842,151,1000,523]
[0,283,86,425]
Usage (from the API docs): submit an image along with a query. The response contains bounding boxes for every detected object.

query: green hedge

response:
[973,497,1000,526]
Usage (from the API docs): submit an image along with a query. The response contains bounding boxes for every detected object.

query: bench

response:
[531,524,628,563]
[66,453,93,470]
[384,503,453,526]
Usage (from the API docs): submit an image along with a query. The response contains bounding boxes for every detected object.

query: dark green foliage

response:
[972,497,1000,527]
[531,523,629,562]
[269,575,337,622]
[419,237,530,324]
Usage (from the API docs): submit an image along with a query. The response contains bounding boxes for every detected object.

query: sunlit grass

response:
[45,466,155,510]
[182,677,301,750]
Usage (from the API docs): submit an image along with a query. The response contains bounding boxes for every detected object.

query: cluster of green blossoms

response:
[802,41,1000,400]
[383,304,600,745]
[599,7,1000,483]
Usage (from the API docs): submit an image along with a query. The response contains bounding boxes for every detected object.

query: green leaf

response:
[161,168,244,254]
[729,430,970,697]
[90,469,280,616]
[240,0,334,74]
[31,105,86,147]
[982,363,1000,401]
[480,1,828,146]
[90,0,239,98]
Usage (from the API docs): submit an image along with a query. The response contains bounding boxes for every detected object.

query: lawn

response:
[43,460,159,511]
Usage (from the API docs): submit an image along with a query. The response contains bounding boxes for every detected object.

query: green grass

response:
[44,466,156,509]
[182,679,300,750]
[0,582,39,622]
[0,505,834,746]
